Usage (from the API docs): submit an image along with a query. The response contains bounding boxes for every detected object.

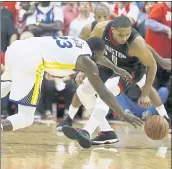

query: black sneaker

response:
[62,126,91,148]
[91,131,119,145]
[56,115,72,131]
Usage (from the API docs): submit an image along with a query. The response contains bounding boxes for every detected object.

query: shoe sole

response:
[56,124,72,132]
[62,126,91,148]
[56,126,62,131]
[92,139,119,145]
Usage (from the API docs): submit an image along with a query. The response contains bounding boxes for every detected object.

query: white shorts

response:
[2,42,44,107]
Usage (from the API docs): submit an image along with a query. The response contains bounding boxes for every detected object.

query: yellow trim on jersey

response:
[43,60,75,70]
[31,64,44,105]
[31,60,75,105]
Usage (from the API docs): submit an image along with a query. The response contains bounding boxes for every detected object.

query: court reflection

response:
[1,123,171,169]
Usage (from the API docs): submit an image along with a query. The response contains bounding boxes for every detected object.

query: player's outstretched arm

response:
[75,55,143,128]
[129,36,157,107]
[96,56,132,81]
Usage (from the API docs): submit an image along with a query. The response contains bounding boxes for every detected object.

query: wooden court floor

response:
[1,121,171,169]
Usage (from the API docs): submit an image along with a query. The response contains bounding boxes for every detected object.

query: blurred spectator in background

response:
[68,2,94,37]
[80,4,110,40]
[101,2,139,26]
[1,6,17,53]
[145,2,171,100]
[63,2,79,35]
[112,86,169,120]
[20,31,34,40]
[2,1,17,25]
[136,2,156,38]
[15,2,36,38]
[145,2,171,58]
[1,52,5,74]
[1,4,17,118]
[26,1,64,37]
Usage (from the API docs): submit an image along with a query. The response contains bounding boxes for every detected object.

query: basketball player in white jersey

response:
[1,35,143,132]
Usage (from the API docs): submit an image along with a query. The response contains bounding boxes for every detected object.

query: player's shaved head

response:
[112,16,132,28]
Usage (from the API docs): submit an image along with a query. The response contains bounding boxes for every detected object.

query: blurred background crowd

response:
[1,1,171,123]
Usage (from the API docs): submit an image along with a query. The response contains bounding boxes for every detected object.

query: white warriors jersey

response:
[9,36,92,77]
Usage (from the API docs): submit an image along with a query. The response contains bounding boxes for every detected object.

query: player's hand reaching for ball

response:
[75,71,86,85]
[122,112,143,128]
[138,95,152,108]
[116,68,132,82]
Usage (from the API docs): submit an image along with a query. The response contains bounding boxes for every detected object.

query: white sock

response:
[68,105,79,119]
[156,104,169,119]
[99,117,113,132]
[83,116,100,136]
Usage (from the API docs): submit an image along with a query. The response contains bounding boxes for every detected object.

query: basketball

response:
[144,115,169,140]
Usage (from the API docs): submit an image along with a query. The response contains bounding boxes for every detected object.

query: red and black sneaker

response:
[91,131,119,145]
[62,126,91,148]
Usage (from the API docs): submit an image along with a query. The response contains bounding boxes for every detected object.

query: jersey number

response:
[52,35,73,48]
